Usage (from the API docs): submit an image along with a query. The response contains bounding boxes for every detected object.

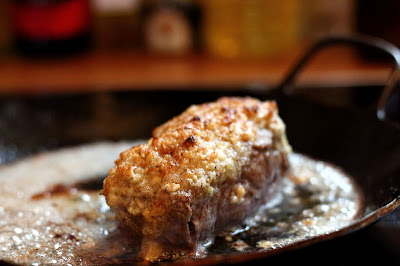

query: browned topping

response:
[102,97,292,261]
[243,105,259,116]
[191,116,201,122]
[183,136,196,147]
[221,107,236,114]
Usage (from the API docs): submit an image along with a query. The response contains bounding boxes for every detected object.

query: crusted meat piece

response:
[102,97,291,261]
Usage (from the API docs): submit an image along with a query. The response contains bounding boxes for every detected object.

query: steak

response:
[102,97,291,261]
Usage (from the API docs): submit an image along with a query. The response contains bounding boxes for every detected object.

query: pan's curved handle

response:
[276,35,400,121]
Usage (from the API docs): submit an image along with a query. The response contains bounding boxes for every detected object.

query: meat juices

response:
[102,97,291,261]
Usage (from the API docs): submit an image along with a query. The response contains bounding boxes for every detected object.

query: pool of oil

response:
[0,142,363,265]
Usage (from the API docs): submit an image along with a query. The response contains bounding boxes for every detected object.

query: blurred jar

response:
[201,0,300,58]
[92,0,142,51]
[142,0,201,55]
[301,0,354,42]
[8,0,92,57]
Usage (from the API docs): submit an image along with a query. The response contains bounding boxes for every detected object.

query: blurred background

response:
[0,0,398,94]
[2,0,355,57]
[2,0,400,156]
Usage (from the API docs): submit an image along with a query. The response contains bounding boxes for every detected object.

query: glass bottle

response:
[8,0,92,57]
[201,0,300,58]
[92,0,142,51]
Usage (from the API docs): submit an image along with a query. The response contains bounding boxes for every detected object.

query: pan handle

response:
[276,35,400,121]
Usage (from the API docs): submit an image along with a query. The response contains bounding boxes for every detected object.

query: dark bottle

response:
[8,0,92,57]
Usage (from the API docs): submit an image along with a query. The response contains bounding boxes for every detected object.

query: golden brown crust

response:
[101,97,291,261]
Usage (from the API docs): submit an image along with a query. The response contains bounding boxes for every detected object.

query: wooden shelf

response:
[0,47,392,94]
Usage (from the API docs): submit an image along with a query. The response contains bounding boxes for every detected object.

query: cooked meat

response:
[101,97,291,261]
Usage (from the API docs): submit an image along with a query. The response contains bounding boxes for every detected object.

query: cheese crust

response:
[102,97,291,261]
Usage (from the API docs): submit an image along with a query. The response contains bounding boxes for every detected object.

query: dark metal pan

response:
[261,36,400,264]
[278,35,400,225]
[0,36,399,265]
[184,35,400,265]
[277,35,400,238]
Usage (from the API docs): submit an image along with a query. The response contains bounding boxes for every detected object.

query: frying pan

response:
[187,35,400,264]
[0,35,399,265]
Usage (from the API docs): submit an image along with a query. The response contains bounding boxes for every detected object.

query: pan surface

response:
[0,90,399,265]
